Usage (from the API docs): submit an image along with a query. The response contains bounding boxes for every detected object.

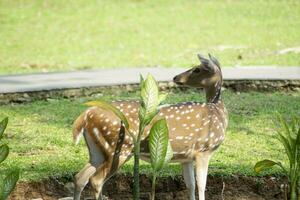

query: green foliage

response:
[149,119,172,171]
[254,115,300,200]
[0,118,19,200]
[0,170,20,200]
[149,119,173,200]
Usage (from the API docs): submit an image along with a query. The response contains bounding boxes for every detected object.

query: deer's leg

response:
[89,161,113,200]
[195,153,211,200]
[74,163,96,200]
[182,162,196,200]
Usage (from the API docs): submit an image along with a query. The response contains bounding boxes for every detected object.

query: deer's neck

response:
[205,81,222,103]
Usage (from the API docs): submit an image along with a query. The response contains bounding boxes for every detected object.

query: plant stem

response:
[133,141,140,200]
[290,180,297,200]
[151,174,157,200]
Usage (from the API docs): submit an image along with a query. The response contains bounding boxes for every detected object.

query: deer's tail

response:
[72,112,86,145]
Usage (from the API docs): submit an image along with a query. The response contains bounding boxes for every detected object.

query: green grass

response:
[0,89,299,181]
[0,0,300,75]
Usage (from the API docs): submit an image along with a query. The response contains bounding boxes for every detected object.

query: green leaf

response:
[149,119,169,171]
[140,74,159,117]
[0,145,9,164]
[254,159,280,173]
[163,141,173,167]
[85,100,129,130]
[0,117,8,140]
[0,169,19,200]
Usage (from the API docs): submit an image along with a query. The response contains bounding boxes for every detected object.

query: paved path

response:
[0,66,299,93]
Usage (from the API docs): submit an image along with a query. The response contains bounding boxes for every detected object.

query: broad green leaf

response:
[163,141,173,167]
[149,119,169,171]
[0,169,19,200]
[85,100,129,130]
[0,117,8,139]
[140,74,159,117]
[0,145,9,164]
[254,159,280,173]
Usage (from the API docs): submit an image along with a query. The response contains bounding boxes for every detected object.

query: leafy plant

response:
[0,117,20,200]
[254,115,300,200]
[149,119,173,200]
[86,74,168,200]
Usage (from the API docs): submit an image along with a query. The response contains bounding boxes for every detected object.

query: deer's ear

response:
[208,54,220,67]
[197,54,210,66]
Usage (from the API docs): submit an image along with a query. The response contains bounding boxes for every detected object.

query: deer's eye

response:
[193,68,201,73]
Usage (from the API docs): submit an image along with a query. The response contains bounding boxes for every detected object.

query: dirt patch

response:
[10,174,285,200]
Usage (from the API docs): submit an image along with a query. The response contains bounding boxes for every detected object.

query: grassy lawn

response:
[0,89,299,181]
[0,0,300,75]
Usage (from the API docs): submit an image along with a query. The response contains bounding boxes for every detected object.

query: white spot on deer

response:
[175,110,180,113]
[201,104,206,107]
[103,126,107,131]
[189,133,194,136]
[188,105,192,108]
[170,138,173,142]
[176,136,184,140]
[191,124,195,127]
[214,138,219,142]
[205,138,209,142]
[184,140,188,144]
[176,117,181,120]
[120,103,124,107]
[107,131,111,135]
[127,105,132,108]
[197,138,202,142]
[216,125,220,129]
[104,142,110,149]
[171,127,176,131]
[93,127,100,137]
[195,128,200,132]
[210,132,215,138]
[113,121,118,126]
[100,113,104,117]
[203,120,210,126]
[190,109,194,112]
[170,114,174,118]
[183,124,187,127]
[186,116,191,120]
[159,113,164,116]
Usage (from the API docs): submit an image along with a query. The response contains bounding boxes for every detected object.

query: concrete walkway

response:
[0,66,299,93]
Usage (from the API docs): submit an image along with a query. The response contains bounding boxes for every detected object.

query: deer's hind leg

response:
[74,129,106,200]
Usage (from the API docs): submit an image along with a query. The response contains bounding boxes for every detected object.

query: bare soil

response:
[10,174,286,200]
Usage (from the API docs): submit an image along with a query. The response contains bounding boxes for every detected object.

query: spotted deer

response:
[72,54,228,200]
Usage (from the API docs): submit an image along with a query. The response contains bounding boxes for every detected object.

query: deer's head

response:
[173,54,222,88]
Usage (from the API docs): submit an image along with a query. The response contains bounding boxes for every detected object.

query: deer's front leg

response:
[182,161,196,200]
[195,153,211,200]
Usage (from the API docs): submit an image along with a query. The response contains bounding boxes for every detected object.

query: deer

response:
[72,54,228,200]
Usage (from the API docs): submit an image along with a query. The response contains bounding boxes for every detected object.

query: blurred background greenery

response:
[0,0,299,74]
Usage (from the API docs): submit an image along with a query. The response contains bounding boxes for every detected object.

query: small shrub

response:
[254,114,300,200]
[0,117,19,200]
